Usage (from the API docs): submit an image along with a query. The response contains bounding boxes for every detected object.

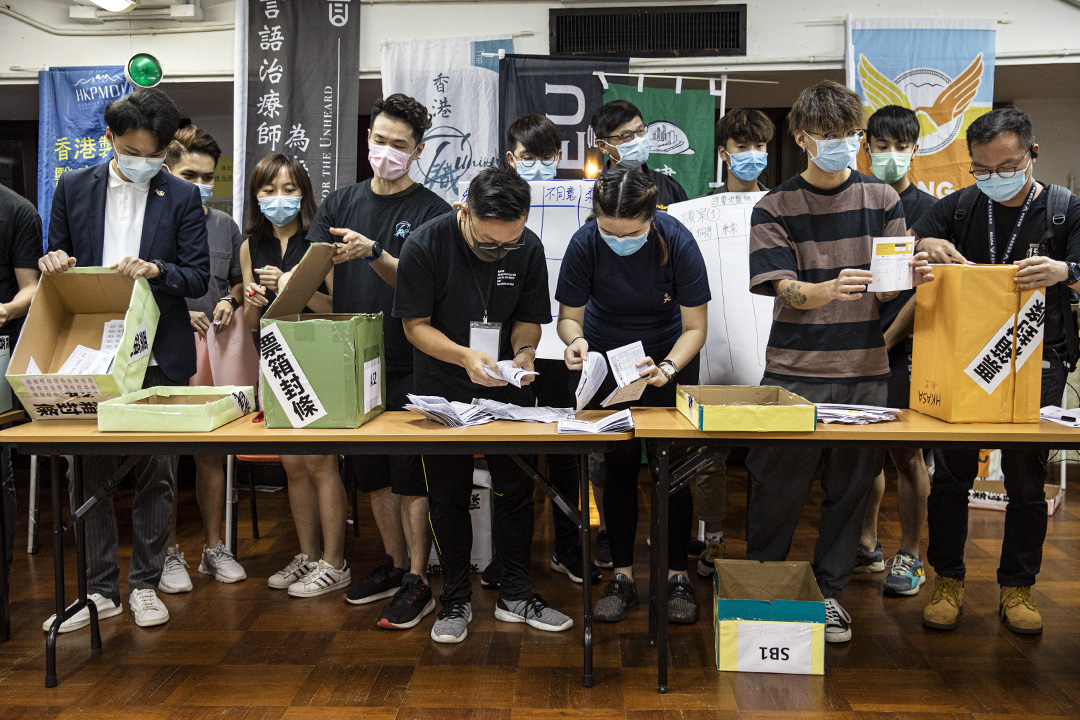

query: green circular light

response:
[125,53,163,88]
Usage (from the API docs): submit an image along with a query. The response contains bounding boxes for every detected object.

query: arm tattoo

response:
[778,281,807,309]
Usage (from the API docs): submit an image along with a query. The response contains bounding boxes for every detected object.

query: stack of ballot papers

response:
[470,398,574,423]
[483,360,539,388]
[558,409,635,434]
[1040,405,1080,428]
[573,341,654,410]
[816,403,902,424]
[404,395,495,427]
[49,319,128,376]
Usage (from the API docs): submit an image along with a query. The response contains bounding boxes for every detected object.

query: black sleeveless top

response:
[246,227,311,308]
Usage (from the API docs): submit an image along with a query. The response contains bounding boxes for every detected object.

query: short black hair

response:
[506,114,561,157]
[716,108,776,149]
[966,107,1035,154]
[103,87,181,153]
[371,93,432,145]
[866,105,920,146]
[787,80,865,136]
[591,99,643,140]
[467,168,531,222]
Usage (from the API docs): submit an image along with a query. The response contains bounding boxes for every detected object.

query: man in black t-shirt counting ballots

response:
[394,168,573,644]
[912,108,1080,637]
[307,94,452,631]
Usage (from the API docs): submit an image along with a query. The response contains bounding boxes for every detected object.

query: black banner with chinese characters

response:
[498,54,628,180]
[246,0,359,211]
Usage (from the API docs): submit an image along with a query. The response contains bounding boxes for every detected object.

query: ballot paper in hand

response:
[574,351,608,412]
[600,342,650,407]
[816,403,902,425]
[867,237,915,293]
[404,394,495,427]
[558,409,635,434]
[483,359,539,388]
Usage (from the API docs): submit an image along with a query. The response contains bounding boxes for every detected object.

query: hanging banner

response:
[244,0,359,215]
[382,35,513,203]
[848,19,996,199]
[602,83,714,200]
[498,55,629,180]
[37,66,131,242]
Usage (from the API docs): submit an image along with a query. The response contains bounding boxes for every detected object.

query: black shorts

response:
[342,371,428,496]
[886,338,912,409]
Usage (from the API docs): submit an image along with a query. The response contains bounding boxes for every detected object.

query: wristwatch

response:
[658,359,678,380]
[363,242,384,263]
[1065,261,1080,286]
[148,260,166,285]
[219,296,240,310]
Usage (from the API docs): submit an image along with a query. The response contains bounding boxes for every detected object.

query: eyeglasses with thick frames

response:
[969,151,1032,181]
[599,124,649,144]
[468,212,522,251]
[514,152,558,166]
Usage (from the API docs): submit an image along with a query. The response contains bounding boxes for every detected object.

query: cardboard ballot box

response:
[0,335,14,414]
[97,385,255,433]
[259,243,386,429]
[713,560,826,675]
[7,269,159,420]
[428,463,493,575]
[911,264,1044,423]
[677,385,816,432]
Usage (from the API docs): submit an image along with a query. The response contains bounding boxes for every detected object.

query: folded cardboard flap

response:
[682,385,811,408]
[264,243,339,321]
[714,559,823,603]
[132,393,232,406]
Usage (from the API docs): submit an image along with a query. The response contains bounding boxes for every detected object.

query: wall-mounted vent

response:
[550,4,746,58]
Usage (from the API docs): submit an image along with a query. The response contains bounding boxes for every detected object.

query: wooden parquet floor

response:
[1,456,1079,719]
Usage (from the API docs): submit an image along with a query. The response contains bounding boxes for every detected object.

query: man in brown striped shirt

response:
[745,81,933,644]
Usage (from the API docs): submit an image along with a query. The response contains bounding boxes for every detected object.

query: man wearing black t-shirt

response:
[394,168,573,644]
[591,100,688,209]
[308,94,451,631]
[913,108,1080,636]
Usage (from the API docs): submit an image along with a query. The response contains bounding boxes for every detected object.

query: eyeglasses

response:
[514,153,558,166]
[803,128,865,148]
[468,212,522,251]
[599,124,649,144]
[969,152,1031,181]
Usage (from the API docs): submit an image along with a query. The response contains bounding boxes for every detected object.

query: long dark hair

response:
[243,154,318,238]
[591,167,667,264]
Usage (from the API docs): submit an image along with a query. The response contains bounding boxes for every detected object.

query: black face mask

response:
[464,212,512,262]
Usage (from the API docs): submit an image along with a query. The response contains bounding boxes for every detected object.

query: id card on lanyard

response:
[467,243,503,360]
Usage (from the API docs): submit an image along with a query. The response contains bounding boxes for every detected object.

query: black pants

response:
[532,359,583,554]
[927,358,1065,587]
[1,441,12,583]
[425,453,534,606]
[593,354,698,573]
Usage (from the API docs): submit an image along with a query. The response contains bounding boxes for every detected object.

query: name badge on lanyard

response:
[469,321,502,360]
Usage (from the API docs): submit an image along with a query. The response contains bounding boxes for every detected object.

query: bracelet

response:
[571,336,585,345]
[514,345,536,357]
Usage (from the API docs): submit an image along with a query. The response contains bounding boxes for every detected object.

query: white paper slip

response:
[606,341,649,388]
[816,403,902,425]
[483,359,539,388]
[601,377,647,407]
[558,409,634,434]
[471,398,573,423]
[57,345,113,376]
[100,319,126,356]
[27,357,41,375]
[405,394,495,427]
[1040,405,1080,428]
[574,351,608,412]
[867,237,915,293]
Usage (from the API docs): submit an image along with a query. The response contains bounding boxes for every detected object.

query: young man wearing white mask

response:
[913,107,1080,636]
[746,81,932,644]
[307,94,451,630]
[591,100,688,209]
[713,108,774,194]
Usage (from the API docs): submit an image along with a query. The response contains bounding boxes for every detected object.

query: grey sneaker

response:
[430,601,472,644]
[667,574,699,624]
[883,551,926,596]
[593,573,638,622]
[825,598,852,642]
[198,542,247,584]
[495,593,573,632]
[158,545,192,594]
[855,541,885,573]
[268,553,315,590]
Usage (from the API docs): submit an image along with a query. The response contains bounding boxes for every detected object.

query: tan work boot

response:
[922,576,964,630]
[1000,586,1042,635]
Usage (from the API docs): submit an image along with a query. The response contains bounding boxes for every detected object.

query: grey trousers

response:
[745,376,887,599]
[71,367,178,598]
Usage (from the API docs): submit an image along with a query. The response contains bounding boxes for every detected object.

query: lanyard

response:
[987,182,1037,264]
[460,217,498,323]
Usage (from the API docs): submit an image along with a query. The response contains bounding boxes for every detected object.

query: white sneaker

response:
[129,588,170,628]
[824,598,852,643]
[158,545,193,594]
[269,553,316,590]
[198,542,247,583]
[287,559,351,598]
[42,592,123,634]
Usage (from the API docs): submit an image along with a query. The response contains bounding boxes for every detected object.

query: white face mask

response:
[114,150,164,184]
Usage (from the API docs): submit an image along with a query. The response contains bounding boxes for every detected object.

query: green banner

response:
[602,83,714,199]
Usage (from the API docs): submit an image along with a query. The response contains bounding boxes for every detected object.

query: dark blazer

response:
[47,161,210,382]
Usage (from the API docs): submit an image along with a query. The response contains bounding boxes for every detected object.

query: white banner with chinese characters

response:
[240,0,359,222]
[382,35,513,203]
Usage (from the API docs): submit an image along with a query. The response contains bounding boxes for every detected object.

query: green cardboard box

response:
[97,385,255,432]
[259,243,385,429]
[7,269,159,420]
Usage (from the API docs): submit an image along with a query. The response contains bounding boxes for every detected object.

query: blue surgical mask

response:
[598,227,649,257]
[114,151,163,184]
[193,182,214,202]
[515,159,558,182]
[259,195,302,226]
[613,135,650,169]
[807,135,860,174]
[976,168,1030,203]
[727,150,768,182]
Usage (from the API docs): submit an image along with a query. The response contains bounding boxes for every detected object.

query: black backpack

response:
[950,182,1079,371]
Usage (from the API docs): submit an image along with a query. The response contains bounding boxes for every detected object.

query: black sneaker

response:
[343,555,405,605]
[550,549,602,585]
[377,573,435,630]
[480,557,502,589]
[593,573,638,622]
[594,529,613,569]
[667,574,699,624]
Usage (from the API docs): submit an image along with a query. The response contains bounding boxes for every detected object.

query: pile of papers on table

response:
[471,398,573,423]
[1039,405,1080,428]
[557,409,634,434]
[816,403,901,424]
[405,395,494,427]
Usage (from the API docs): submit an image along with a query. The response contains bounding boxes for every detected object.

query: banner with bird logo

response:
[847,19,996,199]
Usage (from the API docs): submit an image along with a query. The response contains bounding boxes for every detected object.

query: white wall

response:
[1013,97,1080,192]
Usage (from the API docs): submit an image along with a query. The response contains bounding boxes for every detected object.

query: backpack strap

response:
[1040,184,1079,371]
[951,184,983,248]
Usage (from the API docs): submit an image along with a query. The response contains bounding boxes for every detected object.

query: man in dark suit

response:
[40,88,209,632]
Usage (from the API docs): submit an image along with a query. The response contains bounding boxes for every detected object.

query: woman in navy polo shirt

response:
[556,168,710,625]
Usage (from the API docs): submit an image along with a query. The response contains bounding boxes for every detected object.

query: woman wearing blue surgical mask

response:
[556,167,711,626]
